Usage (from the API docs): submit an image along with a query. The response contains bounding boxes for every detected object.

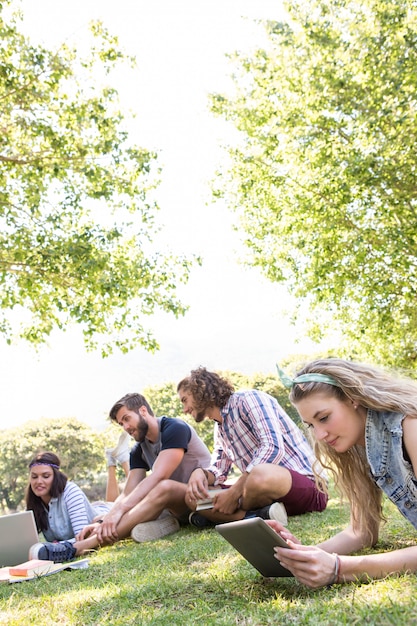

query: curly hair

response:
[177,367,234,421]
[289,358,417,542]
[26,451,68,533]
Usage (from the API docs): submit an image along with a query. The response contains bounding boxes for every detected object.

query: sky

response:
[0,0,331,431]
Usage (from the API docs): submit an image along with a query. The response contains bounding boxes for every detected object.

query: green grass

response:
[2,494,417,625]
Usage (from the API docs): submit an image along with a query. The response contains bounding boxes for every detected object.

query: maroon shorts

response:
[279,469,328,516]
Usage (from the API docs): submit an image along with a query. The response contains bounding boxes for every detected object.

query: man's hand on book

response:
[196,488,225,511]
[211,487,240,515]
[186,467,210,507]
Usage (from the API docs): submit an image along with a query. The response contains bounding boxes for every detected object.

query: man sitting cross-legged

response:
[177,367,328,529]
[30,392,211,562]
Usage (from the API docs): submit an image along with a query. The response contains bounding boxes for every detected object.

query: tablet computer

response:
[215,517,293,577]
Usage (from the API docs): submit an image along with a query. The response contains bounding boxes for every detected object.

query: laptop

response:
[215,517,294,577]
[0,510,39,567]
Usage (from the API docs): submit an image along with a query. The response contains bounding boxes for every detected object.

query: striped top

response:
[42,481,112,542]
[207,390,324,484]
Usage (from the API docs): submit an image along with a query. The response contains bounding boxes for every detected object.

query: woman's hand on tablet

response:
[265,520,301,545]
[274,543,339,589]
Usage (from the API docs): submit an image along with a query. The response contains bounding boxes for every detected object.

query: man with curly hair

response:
[177,367,327,528]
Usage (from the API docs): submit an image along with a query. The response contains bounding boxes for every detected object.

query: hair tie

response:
[276,364,340,389]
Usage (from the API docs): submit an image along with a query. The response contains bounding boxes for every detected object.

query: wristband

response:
[328,553,341,586]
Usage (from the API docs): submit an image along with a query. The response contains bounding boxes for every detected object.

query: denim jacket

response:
[365,409,417,528]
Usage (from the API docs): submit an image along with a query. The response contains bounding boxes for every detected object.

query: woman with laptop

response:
[25,451,115,551]
[271,358,417,588]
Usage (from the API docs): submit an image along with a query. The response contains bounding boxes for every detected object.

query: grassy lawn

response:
[2,493,417,625]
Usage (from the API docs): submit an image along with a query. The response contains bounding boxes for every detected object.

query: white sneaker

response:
[106,431,131,466]
[268,502,288,526]
[105,448,117,467]
[131,515,180,543]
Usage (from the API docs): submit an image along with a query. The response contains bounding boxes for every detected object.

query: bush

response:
[0,418,104,512]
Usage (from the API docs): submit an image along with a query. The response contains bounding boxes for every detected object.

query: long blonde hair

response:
[289,358,417,541]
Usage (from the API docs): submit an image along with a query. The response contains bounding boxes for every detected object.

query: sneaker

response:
[131,515,180,543]
[188,512,215,529]
[105,431,131,467]
[268,502,288,525]
[105,448,117,467]
[255,502,288,526]
[29,541,76,563]
[112,431,131,464]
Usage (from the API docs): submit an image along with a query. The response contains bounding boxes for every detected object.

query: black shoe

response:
[243,506,269,519]
[246,506,270,520]
[247,503,288,525]
[188,512,215,529]
[29,540,77,563]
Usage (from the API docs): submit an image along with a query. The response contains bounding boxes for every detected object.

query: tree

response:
[212,0,417,370]
[0,418,104,511]
[0,2,195,356]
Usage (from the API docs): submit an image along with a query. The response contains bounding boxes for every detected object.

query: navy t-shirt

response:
[129,416,211,484]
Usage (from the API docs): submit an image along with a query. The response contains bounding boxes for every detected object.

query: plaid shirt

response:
[207,390,323,484]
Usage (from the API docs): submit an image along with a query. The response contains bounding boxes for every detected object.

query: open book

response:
[0,558,89,584]
[9,559,55,577]
[196,488,225,511]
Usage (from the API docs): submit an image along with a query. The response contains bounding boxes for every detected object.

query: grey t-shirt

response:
[129,416,211,483]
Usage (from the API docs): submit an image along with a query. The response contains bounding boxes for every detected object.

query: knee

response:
[246,465,270,491]
[243,464,291,506]
[151,479,172,501]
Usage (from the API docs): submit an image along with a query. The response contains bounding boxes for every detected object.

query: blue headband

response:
[276,364,340,389]
[29,462,60,469]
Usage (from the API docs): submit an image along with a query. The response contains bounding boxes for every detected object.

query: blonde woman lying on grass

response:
[271,359,417,588]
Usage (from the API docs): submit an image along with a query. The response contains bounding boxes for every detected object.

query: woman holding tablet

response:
[272,359,417,588]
